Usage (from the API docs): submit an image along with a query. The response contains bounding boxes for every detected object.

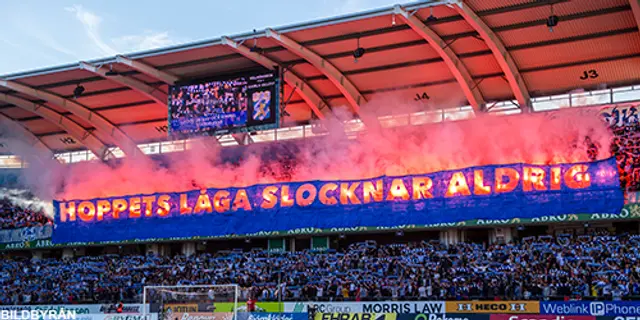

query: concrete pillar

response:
[159,244,170,256]
[459,229,467,243]
[504,227,514,243]
[182,242,196,257]
[439,229,460,246]
[146,244,159,255]
[289,238,296,252]
[32,251,43,260]
[62,248,74,259]
[490,227,513,244]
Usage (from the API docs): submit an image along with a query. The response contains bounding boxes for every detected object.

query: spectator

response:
[1,232,640,305]
[0,198,51,230]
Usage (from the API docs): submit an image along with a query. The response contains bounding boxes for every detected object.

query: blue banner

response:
[237,313,308,320]
[541,301,640,316]
[52,158,623,243]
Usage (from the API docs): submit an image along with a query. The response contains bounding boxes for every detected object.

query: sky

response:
[0,0,399,76]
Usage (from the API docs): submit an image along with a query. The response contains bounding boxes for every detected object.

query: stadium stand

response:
[1,232,639,305]
[612,122,640,192]
[1,1,640,316]
[0,198,51,230]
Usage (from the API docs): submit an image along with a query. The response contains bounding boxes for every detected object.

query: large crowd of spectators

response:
[0,198,51,230]
[1,233,639,305]
[612,122,640,192]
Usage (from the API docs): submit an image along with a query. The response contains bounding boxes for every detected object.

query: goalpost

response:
[143,284,240,320]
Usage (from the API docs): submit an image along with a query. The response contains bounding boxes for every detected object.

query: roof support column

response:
[221,36,332,121]
[232,133,253,145]
[631,0,640,36]
[451,1,532,112]
[0,113,54,159]
[394,5,486,113]
[116,55,179,85]
[264,29,379,129]
[79,62,168,105]
[111,59,225,145]
[0,80,144,157]
[0,93,111,159]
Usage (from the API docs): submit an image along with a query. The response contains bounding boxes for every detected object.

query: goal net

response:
[143,284,239,320]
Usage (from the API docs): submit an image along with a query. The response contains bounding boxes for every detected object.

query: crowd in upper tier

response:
[1,232,639,305]
[0,198,51,230]
[612,122,640,192]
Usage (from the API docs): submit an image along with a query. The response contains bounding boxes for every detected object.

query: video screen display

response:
[168,71,279,136]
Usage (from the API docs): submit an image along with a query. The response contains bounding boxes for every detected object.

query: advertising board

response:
[396,314,490,320]
[166,313,233,320]
[0,304,147,314]
[285,302,445,314]
[236,313,308,320]
[315,314,397,320]
[540,301,640,316]
[214,302,283,313]
[445,301,540,314]
[489,315,595,320]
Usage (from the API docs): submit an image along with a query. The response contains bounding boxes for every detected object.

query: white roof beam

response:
[221,36,332,121]
[0,93,111,159]
[631,0,640,37]
[115,55,179,85]
[394,5,485,113]
[0,80,144,157]
[264,28,380,129]
[0,113,54,159]
[451,1,532,112]
[79,62,167,106]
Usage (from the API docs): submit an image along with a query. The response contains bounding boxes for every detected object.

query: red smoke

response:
[49,106,611,201]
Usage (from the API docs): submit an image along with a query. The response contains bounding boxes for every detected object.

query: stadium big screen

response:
[168,70,279,136]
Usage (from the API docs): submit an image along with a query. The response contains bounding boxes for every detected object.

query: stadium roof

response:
[0,0,639,158]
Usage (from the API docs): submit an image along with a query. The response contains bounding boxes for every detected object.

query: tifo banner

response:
[540,301,640,316]
[4,203,639,250]
[285,301,445,313]
[446,301,540,314]
[0,225,51,244]
[53,159,623,243]
[490,315,594,320]
[237,313,308,320]
[315,314,397,320]
[397,314,490,320]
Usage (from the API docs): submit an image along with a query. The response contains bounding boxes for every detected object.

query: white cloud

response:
[334,0,372,14]
[65,4,118,56]
[112,31,178,52]
[65,4,179,56]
